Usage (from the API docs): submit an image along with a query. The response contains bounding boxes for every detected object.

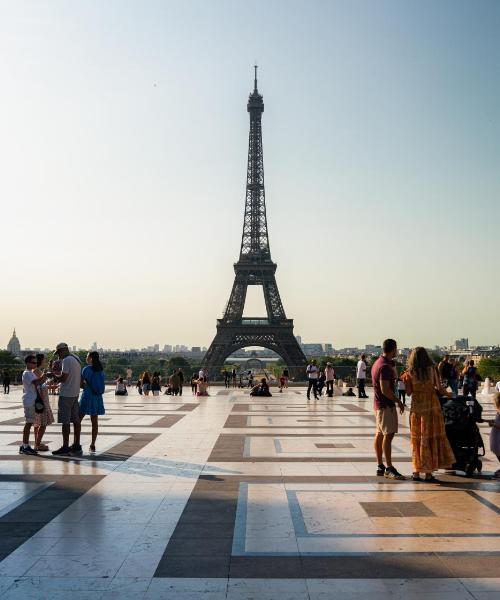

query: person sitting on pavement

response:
[250,378,272,397]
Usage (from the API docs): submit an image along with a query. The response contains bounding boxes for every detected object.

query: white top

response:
[22,370,37,407]
[496,381,500,393]
[356,360,367,379]
[397,380,406,391]
[59,355,81,397]
[126,368,132,377]
[325,366,335,382]
[198,369,205,379]
[306,365,319,379]
[116,381,126,392]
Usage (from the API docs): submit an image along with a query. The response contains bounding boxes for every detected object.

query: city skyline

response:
[2,2,500,349]
[3,326,496,355]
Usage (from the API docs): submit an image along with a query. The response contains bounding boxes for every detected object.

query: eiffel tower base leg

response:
[203,322,307,382]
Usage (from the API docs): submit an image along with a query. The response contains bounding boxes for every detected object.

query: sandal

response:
[89,445,96,453]
[35,444,49,451]
[411,474,423,481]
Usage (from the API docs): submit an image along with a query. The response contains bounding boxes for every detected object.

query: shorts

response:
[24,404,35,424]
[375,406,398,435]
[58,396,80,424]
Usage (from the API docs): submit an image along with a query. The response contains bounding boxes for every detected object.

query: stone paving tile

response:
[0,386,499,597]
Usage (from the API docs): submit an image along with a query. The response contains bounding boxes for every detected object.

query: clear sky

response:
[1,0,499,351]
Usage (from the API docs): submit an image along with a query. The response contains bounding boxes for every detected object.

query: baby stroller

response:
[442,395,485,477]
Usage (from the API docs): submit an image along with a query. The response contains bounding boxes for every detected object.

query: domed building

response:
[7,328,21,357]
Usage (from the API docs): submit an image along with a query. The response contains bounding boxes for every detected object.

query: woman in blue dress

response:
[79,351,105,453]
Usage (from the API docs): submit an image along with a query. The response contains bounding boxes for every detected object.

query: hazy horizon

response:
[2,1,500,351]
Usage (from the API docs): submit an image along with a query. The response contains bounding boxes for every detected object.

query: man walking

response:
[356,354,368,398]
[306,359,319,400]
[51,343,83,457]
[372,339,405,479]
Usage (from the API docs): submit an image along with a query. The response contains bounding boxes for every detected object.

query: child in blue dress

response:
[79,351,105,453]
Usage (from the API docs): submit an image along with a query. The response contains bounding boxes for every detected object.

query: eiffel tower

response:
[204,67,307,377]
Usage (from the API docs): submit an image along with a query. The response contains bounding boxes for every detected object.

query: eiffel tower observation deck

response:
[204,68,307,378]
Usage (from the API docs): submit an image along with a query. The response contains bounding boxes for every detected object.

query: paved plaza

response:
[0,385,499,599]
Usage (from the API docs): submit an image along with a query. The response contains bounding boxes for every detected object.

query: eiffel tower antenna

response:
[203,69,307,377]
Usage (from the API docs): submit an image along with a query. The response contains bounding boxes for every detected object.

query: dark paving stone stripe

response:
[155,474,500,579]
[232,404,250,411]
[177,403,199,411]
[0,474,104,561]
[153,414,186,428]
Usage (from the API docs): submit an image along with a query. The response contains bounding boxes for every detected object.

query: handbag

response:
[34,389,45,413]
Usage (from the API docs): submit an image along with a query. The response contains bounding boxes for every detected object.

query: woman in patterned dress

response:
[33,353,55,451]
[402,347,455,482]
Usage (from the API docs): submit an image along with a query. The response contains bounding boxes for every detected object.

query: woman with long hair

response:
[33,353,55,451]
[141,371,151,396]
[402,347,455,481]
[79,351,105,453]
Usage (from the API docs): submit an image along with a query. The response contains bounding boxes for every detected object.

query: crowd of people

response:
[15,340,500,478]
[20,343,104,456]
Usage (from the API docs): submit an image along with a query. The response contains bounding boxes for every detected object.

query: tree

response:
[478,358,500,381]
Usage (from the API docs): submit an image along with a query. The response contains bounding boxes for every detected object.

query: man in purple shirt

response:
[371,339,405,479]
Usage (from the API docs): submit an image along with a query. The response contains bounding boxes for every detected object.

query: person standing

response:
[356,354,368,398]
[79,351,105,453]
[324,362,335,397]
[191,372,198,395]
[448,359,459,397]
[487,393,500,479]
[51,343,83,457]
[2,370,11,394]
[247,370,253,388]
[462,360,480,400]
[402,347,455,481]
[438,355,452,387]
[141,371,151,396]
[33,353,55,451]
[151,371,161,396]
[317,370,326,397]
[231,368,237,388]
[169,369,181,396]
[282,368,289,389]
[19,355,48,455]
[223,369,229,388]
[126,367,133,387]
[371,339,405,479]
[306,359,319,400]
[178,368,184,396]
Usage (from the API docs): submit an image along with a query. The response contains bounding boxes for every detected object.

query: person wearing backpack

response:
[79,351,106,453]
[462,360,480,400]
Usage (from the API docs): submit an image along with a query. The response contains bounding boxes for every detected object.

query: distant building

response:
[302,343,324,356]
[295,335,302,345]
[163,345,172,353]
[324,343,333,354]
[91,341,98,351]
[7,328,21,357]
[365,344,382,354]
[454,338,469,350]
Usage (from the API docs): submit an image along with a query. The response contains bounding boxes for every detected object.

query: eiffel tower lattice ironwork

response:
[203,68,307,376]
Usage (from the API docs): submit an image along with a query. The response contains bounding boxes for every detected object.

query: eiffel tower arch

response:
[204,68,307,379]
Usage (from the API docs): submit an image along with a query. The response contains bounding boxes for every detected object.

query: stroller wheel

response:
[477,460,482,472]
[465,465,474,477]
